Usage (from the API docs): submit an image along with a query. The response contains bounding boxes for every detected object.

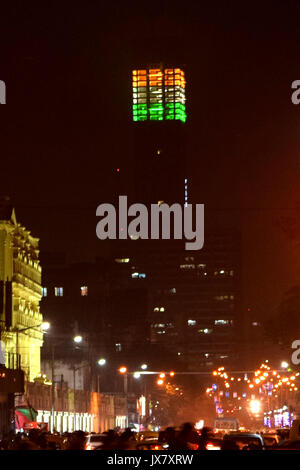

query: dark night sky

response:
[2,1,300,320]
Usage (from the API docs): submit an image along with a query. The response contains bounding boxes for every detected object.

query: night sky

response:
[2,1,300,321]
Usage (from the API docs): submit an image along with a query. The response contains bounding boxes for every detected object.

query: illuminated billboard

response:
[132,67,186,123]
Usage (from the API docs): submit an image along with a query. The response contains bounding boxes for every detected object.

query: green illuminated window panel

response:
[132,67,187,121]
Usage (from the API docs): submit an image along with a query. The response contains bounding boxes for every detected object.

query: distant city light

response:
[141,364,148,370]
[98,358,106,366]
[41,322,50,331]
[134,372,141,379]
[249,399,261,414]
[119,366,127,374]
[73,335,83,344]
[281,361,289,369]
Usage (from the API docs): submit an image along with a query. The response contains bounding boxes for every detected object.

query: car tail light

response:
[153,445,162,450]
[206,442,221,450]
[189,443,199,450]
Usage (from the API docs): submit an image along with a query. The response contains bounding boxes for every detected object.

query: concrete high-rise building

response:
[132,64,187,206]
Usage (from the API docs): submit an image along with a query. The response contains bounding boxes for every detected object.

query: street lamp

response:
[73,335,83,344]
[97,358,106,366]
[134,372,141,379]
[119,366,128,427]
[281,361,289,370]
[141,364,148,370]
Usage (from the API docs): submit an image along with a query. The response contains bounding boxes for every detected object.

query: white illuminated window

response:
[187,319,196,326]
[42,287,47,297]
[115,343,122,352]
[115,258,130,263]
[55,287,63,297]
[215,319,230,325]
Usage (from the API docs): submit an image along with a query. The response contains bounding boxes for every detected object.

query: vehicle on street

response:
[262,433,280,449]
[222,432,265,450]
[277,439,300,450]
[85,433,107,450]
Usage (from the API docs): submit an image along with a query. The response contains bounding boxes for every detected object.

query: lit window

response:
[115,258,130,263]
[115,343,122,352]
[170,288,176,294]
[159,307,165,312]
[154,307,159,312]
[214,319,230,325]
[55,287,63,297]
[131,272,146,279]
[198,328,212,334]
[180,264,195,269]
[187,319,196,326]
[42,287,47,297]
[81,286,88,296]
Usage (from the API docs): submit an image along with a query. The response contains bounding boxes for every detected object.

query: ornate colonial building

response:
[0,198,44,382]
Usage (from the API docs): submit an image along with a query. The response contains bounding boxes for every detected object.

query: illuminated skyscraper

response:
[132,64,187,206]
[132,67,187,123]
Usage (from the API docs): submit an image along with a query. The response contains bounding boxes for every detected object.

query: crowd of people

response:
[0,423,215,450]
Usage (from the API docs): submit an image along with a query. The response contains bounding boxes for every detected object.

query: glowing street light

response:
[134,372,141,379]
[97,358,106,366]
[249,400,261,414]
[157,379,164,386]
[141,364,148,370]
[281,361,289,369]
[41,322,51,331]
[73,335,83,344]
[159,373,165,379]
[119,366,127,374]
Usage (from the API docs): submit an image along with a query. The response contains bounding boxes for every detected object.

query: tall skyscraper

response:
[109,64,241,373]
[132,64,188,207]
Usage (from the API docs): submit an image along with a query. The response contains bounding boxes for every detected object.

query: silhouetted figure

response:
[119,428,136,450]
[102,430,118,450]
[198,427,212,450]
[176,423,199,450]
[67,430,86,450]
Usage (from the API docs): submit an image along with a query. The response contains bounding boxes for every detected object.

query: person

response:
[198,427,212,450]
[67,430,86,450]
[176,423,199,450]
[101,430,118,450]
[118,428,137,450]
[164,427,177,450]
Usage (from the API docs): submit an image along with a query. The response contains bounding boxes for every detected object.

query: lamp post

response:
[15,321,50,370]
[119,367,128,427]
